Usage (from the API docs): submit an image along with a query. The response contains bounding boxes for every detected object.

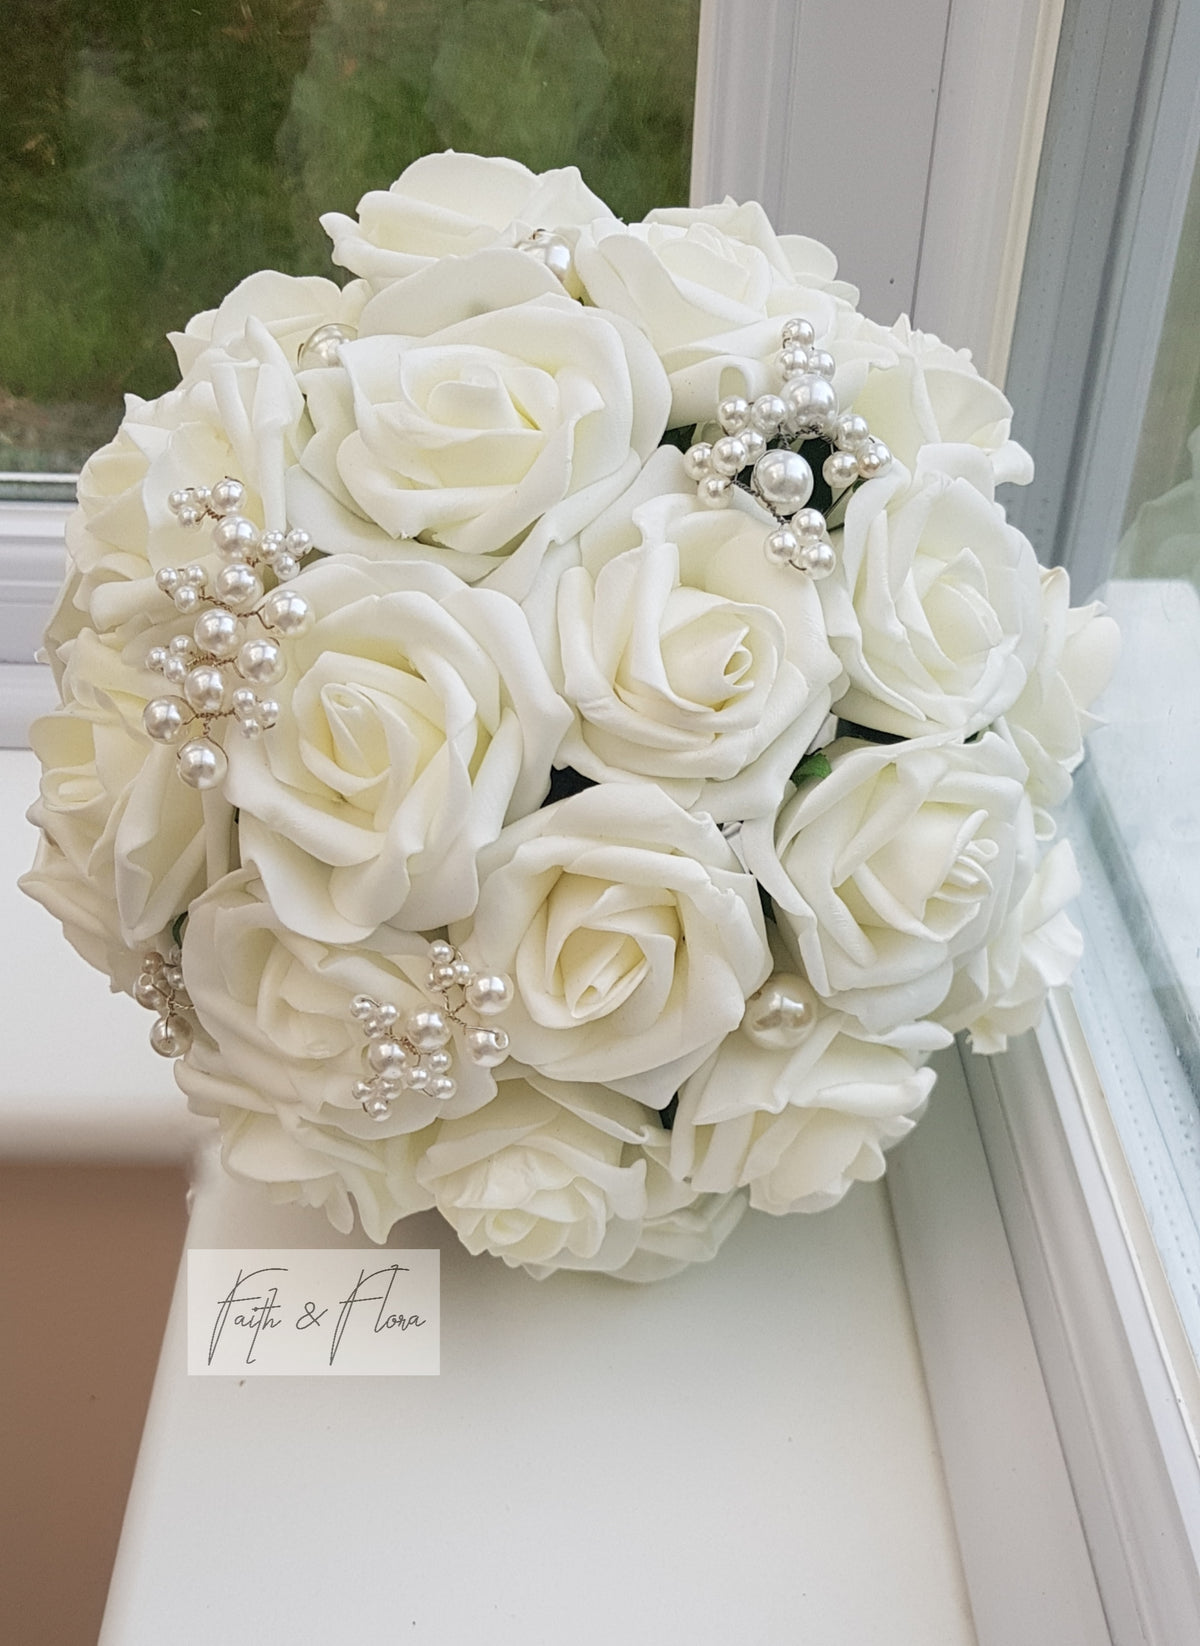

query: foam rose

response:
[226,557,571,942]
[551,448,843,819]
[289,250,669,598]
[741,732,1031,1034]
[450,783,771,1103]
[321,150,614,286]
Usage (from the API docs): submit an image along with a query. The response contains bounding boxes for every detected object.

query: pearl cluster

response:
[135,946,195,1059]
[142,479,315,790]
[350,940,514,1122]
[742,972,821,1051]
[683,318,893,576]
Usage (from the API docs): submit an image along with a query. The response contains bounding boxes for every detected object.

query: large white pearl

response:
[367,1038,408,1076]
[782,375,838,436]
[299,323,355,370]
[214,563,263,610]
[260,588,313,637]
[237,638,284,685]
[743,973,820,1049]
[183,665,228,715]
[176,737,228,790]
[465,973,514,1015]
[782,317,816,347]
[406,1008,451,1051]
[212,515,261,560]
[150,1014,193,1057]
[753,448,813,515]
[193,608,241,659]
[143,698,187,744]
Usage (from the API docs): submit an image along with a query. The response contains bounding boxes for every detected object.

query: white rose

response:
[574,199,866,426]
[169,267,369,379]
[1002,567,1120,824]
[849,316,1034,486]
[289,250,669,598]
[938,838,1083,1052]
[321,151,615,286]
[24,628,233,963]
[227,557,571,941]
[822,452,1043,737]
[415,1073,658,1274]
[450,783,772,1103]
[671,999,943,1214]
[552,448,843,819]
[20,834,139,994]
[68,274,355,633]
[601,1148,748,1284]
[215,1105,435,1244]
[176,868,498,1127]
[741,732,1031,1034]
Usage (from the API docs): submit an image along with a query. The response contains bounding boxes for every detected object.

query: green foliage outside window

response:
[0,0,699,476]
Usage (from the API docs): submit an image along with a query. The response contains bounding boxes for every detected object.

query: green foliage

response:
[0,0,700,472]
[791,750,833,786]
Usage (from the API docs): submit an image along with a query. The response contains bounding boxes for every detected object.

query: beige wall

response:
[0,1165,187,1646]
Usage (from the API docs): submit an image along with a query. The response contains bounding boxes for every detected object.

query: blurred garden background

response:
[1,0,700,484]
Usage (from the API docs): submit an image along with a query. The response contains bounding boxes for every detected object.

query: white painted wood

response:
[913,0,1065,381]
[691,0,952,322]
[887,1044,1109,1646]
[966,1014,1200,1646]
[0,750,198,1161]
[101,1156,977,1646]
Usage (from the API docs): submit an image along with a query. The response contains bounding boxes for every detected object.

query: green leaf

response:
[791,750,832,786]
[170,910,188,950]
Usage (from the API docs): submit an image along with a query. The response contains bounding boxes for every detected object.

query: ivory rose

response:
[214,1104,436,1243]
[290,250,669,598]
[450,783,772,1103]
[1001,567,1120,825]
[671,1003,944,1215]
[226,556,571,942]
[176,868,498,1126]
[321,151,614,286]
[573,199,869,426]
[552,448,843,819]
[741,732,1031,1034]
[821,450,1043,737]
[850,316,1034,486]
[23,627,233,967]
[416,1073,659,1273]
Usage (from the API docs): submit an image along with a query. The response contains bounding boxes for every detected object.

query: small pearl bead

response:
[717,396,751,434]
[464,973,514,1015]
[162,656,187,685]
[740,428,766,463]
[237,638,284,686]
[260,588,313,637]
[751,394,787,434]
[683,442,712,481]
[464,1025,510,1067]
[776,345,810,378]
[299,324,354,370]
[173,586,201,614]
[743,973,819,1049]
[427,1075,457,1101]
[834,412,870,451]
[429,939,455,964]
[782,375,838,436]
[823,449,860,491]
[193,608,241,659]
[782,318,816,347]
[367,1038,408,1075]
[350,995,377,1019]
[143,698,187,744]
[765,527,799,566]
[793,508,827,543]
[710,435,748,477]
[209,477,246,516]
[857,439,893,478]
[273,553,299,581]
[134,975,166,1011]
[798,540,837,579]
[699,475,732,508]
[364,1094,393,1121]
[214,563,263,610]
[806,349,835,379]
[285,528,312,556]
[155,567,179,595]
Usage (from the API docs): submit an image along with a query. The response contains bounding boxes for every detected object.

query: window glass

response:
[1,0,700,490]
[1062,134,1200,1347]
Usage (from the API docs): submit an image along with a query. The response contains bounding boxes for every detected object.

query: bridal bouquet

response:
[23,152,1118,1280]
